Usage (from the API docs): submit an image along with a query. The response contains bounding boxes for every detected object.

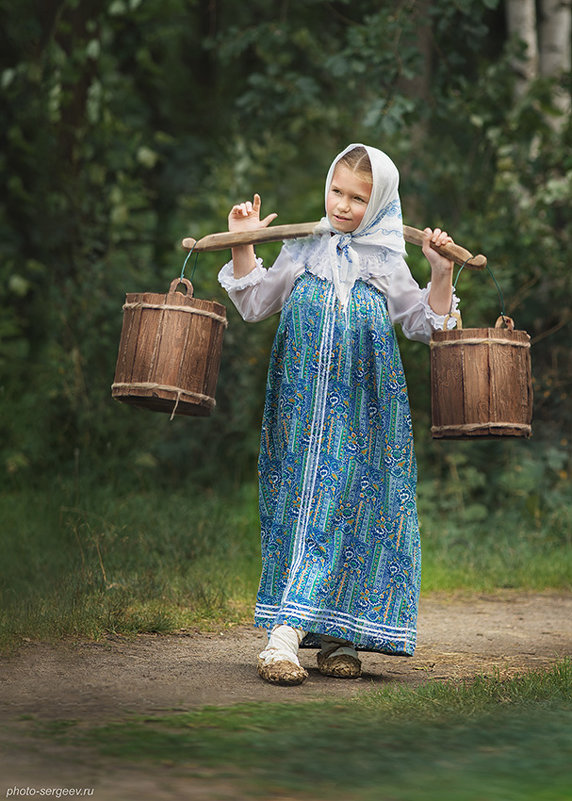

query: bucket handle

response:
[168,277,195,296]
[442,311,463,331]
[441,312,516,332]
[495,315,514,331]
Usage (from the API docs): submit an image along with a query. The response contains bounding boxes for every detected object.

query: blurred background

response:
[0,1,570,640]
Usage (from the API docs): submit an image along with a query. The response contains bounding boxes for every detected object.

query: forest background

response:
[0,0,571,642]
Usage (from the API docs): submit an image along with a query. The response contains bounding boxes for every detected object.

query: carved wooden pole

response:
[181,222,487,269]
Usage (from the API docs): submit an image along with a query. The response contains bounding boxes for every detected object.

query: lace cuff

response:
[217,257,265,292]
[422,283,461,331]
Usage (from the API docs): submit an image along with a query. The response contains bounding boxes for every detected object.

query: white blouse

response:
[218,236,459,345]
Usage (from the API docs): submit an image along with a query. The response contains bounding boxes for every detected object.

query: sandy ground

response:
[1,591,571,799]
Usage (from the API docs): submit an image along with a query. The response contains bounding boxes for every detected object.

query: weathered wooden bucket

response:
[112,277,227,418]
[430,313,532,439]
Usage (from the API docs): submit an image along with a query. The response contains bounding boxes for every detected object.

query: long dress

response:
[219,237,459,656]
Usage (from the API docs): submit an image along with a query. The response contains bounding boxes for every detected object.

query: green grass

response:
[0,477,570,652]
[420,528,572,592]
[0,482,261,651]
[33,661,572,801]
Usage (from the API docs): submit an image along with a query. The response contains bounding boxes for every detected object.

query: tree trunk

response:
[540,0,571,121]
[506,0,538,94]
[540,0,572,76]
[396,0,432,218]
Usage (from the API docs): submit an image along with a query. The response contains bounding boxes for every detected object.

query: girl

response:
[218,143,459,685]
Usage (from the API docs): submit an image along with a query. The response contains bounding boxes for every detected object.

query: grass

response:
[0,474,570,652]
[32,660,572,800]
[0,481,261,651]
[420,530,572,592]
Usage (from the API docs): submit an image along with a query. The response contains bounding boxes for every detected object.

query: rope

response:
[112,381,216,421]
[122,301,228,326]
[112,381,215,403]
[432,422,532,434]
[430,337,530,349]
[169,390,182,421]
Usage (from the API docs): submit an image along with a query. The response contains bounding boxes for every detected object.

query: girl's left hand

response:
[422,228,454,275]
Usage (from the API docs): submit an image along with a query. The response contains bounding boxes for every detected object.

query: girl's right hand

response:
[228,193,277,232]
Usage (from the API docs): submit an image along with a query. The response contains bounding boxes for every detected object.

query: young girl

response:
[218,143,459,685]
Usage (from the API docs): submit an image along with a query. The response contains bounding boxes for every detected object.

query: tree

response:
[540,0,572,118]
[0,0,570,505]
[506,0,571,116]
[506,0,539,94]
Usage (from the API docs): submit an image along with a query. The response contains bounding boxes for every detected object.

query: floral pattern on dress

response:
[255,271,421,655]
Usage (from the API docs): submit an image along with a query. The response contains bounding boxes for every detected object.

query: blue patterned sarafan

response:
[255,270,421,655]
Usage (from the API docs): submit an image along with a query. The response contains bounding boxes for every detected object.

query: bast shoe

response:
[257,658,309,686]
[317,645,362,679]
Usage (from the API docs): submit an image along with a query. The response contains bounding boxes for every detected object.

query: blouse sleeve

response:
[369,258,460,344]
[217,247,304,323]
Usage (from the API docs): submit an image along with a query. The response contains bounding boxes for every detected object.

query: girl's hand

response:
[228,194,277,279]
[424,228,455,316]
[228,193,277,232]
[422,228,454,276]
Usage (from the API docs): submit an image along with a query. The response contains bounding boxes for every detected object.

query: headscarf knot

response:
[314,143,406,310]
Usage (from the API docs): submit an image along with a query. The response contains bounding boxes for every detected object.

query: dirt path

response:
[1,591,571,799]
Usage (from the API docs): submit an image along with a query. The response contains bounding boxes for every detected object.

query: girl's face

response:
[326,164,372,233]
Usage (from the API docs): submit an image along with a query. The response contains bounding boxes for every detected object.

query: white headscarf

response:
[313,143,406,309]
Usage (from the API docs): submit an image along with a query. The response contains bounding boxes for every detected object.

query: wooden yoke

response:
[181,222,487,269]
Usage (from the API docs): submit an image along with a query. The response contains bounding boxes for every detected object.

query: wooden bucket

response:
[430,314,532,439]
[112,278,227,418]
